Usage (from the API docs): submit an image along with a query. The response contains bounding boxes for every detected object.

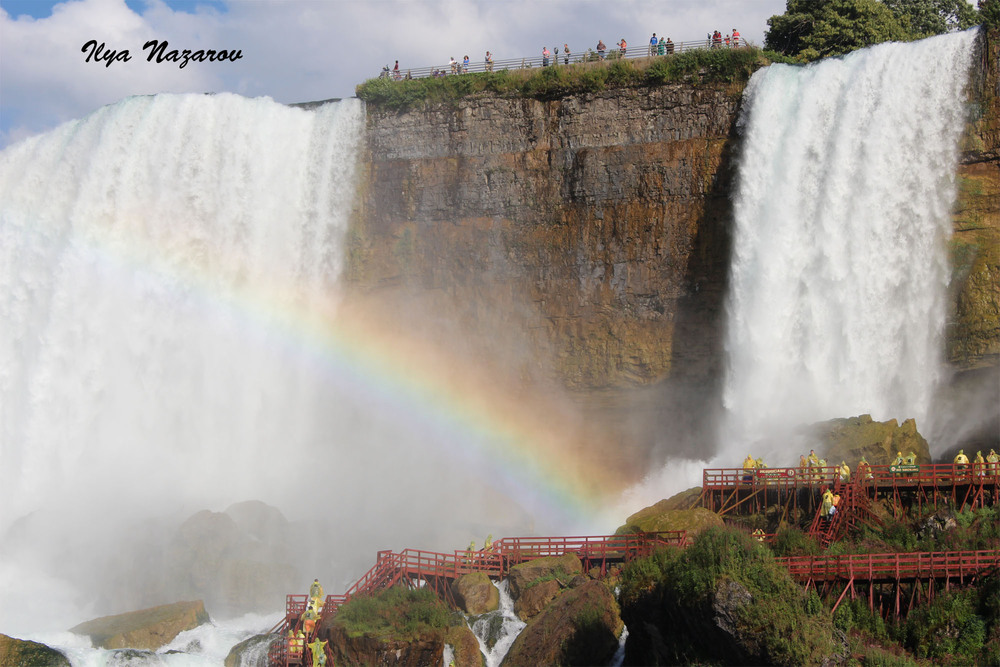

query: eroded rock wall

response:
[348,83,742,390]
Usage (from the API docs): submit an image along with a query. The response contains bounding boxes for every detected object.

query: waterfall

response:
[721,30,978,456]
[0,93,364,632]
[470,580,526,667]
[0,93,363,526]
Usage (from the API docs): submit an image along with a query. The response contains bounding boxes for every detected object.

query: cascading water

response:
[721,30,979,457]
[469,580,526,667]
[0,92,366,635]
[0,93,363,525]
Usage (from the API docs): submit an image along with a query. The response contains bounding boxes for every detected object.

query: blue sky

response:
[0,0,792,148]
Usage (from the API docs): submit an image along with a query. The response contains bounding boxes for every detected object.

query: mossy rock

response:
[508,554,582,601]
[616,504,722,539]
[810,414,931,466]
[503,579,622,667]
[0,634,70,667]
[450,571,499,615]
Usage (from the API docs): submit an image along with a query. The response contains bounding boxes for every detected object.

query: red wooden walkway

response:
[267,531,686,666]
[777,550,1000,617]
[701,463,998,517]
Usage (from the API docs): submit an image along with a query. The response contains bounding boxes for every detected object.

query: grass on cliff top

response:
[332,585,463,640]
[356,47,796,109]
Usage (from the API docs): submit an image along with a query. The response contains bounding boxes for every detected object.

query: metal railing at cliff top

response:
[376,36,755,81]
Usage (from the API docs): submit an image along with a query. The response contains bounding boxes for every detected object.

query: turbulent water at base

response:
[470,580,525,667]
[722,30,979,456]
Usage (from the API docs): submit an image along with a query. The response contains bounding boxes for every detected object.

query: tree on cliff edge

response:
[766,0,979,61]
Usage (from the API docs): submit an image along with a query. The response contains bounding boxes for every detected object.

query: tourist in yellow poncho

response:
[858,456,873,480]
[988,449,999,475]
[308,637,328,667]
[821,488,834,518]
[954,449,969,471]
[839,461,850,482]
[974,450,986,476]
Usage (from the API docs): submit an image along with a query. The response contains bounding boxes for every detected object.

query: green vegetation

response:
[332,586,463,640]
[356,47,795,110]
[521,563,575,592]
[765,0,981,61]
[620,527,839,665]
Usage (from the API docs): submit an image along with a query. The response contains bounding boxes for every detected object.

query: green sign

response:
[889,464,920,474]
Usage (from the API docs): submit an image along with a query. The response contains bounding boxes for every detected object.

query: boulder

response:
[69,600,210,650]
[513,578,562,621]
[0,633,70,667]
[616,504,723,538]
[508,554,581,600]
[451,572,499,615]
[503,580,622,667]
[224,633,279,667]
[325,625,482,667]
[812,414,932,466]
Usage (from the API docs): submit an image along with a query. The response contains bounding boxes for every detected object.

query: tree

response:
[766,0,910,60]
[765,0,980,61]
[980,0,1000,28]
[883,0,979,37]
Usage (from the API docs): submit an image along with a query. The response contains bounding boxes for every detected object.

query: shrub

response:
[333,585,460,640]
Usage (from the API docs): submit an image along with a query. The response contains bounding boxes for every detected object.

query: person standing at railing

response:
[987,449,999,475]
[732,28,741,47]
[450,56,458,74]
[858,456,873,480]
[597,39,606,59]
[485,51,493,71]
[563,43,570,65]
[542,46,550,67]
[618,38,627,57]
[954,449,969,474]
[974,450,986,477]
[665,37,674,54]
[463,55,470,73]
[392,60,400,80]
[839,461,851,482]
[649,33,657,56]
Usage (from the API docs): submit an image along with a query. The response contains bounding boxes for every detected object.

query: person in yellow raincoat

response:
[308,637,328,667]
[974,450,986,476]
[987,449,999,476]
[839,461,850,482]
[858,456,873,480]
[821,487,834,519]
[954,449,969,473]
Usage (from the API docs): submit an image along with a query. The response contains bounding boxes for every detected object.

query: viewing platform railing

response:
[376,37,754,81]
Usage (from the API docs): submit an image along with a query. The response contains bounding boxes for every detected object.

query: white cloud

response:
[0,0,787,147]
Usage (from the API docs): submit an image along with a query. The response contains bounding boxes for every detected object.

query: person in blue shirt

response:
[649,33,658,56]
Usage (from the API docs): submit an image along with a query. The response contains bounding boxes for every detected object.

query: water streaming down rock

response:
[469,580,525,667]
[721,30,979,457]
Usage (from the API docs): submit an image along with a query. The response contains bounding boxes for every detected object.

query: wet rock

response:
[224,633,278,667]
[451,572,499,615]
[503,580,622,667]
[616,503,723,538]
[0,633,70,667]
[69,600,210,650]
[812,414,932,466]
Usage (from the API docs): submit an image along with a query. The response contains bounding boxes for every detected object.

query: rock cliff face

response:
[348,82,741,391]
[347,32,998,399]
